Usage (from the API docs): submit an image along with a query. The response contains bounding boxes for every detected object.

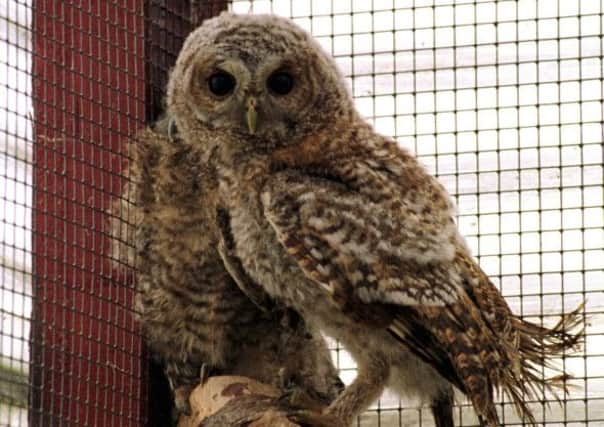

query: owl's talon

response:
[288,409,348,427]
[277,369,325,412]
[199,363,209,385]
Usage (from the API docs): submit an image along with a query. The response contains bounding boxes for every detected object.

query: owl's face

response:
[168,13,352,147]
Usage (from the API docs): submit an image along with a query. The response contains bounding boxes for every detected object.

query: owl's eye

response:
[267,71,294,95]
[208,72,236,96]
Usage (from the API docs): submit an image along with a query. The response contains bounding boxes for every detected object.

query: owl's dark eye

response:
[208,72,236,96]
[267,71,294,95]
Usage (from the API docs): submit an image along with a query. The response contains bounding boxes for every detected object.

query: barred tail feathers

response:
[495,302,584,425]
[513,302,584,392]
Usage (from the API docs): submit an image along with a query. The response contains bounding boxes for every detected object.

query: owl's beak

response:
[246,97,258,134]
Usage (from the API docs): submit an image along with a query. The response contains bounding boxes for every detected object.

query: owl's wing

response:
[261,170,529,425]
[262,171,467,310]
[215,206,277,314]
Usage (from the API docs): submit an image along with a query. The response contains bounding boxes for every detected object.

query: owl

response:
[166,13,583,427]
[109,117,343,418]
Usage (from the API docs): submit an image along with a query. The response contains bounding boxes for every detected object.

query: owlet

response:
[166,13,583,427]
[110,117,343,418]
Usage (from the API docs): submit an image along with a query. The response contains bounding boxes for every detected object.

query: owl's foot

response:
[288,409,349,427]
[173,384,195,416]
[279,387,327,414]
[277,368,327,413]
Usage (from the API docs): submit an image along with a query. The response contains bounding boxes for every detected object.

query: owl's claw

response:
[199,363,209,386]
[277,369,327,413]
[288,409,349,427]
[173,384,195,416]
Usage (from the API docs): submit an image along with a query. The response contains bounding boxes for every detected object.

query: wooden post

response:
[31,1,227,426]
[31,1,146,425]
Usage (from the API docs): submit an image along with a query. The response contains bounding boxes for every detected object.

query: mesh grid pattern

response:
[229,1,603,425]
[0,0,602,426]
[1,1,32,425]
[27,1,147,426]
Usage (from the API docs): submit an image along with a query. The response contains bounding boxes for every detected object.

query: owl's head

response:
[167,13,353,148]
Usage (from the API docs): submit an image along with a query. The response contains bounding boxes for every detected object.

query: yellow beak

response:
[246,97,257,134]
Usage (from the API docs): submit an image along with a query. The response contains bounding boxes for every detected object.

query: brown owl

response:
[165,12,584,427]
[109,117,343,419]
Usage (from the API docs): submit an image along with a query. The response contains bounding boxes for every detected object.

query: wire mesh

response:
[228,1,602,426]
[0,0,602,426]
[0,1,147,426]
[27,1,148,426]
[1,1,32,425]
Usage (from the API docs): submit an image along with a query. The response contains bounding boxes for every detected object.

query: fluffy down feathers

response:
[109,120,343,415]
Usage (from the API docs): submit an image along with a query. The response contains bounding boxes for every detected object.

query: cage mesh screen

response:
[227,1,602,426]
[0,0,147,425]
[1,1,32,425]
[28,1,149,426]
[0,0,602,426]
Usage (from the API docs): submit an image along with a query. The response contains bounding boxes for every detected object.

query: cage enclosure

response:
[0,0,602,426]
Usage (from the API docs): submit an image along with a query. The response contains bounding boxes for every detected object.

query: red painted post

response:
[31,1,229,425]
[31,1,146,425]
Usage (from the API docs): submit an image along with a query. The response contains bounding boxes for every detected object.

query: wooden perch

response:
[178,376,306,427]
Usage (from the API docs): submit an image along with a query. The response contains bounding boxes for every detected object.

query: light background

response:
[1,0,32,425]
[1,0,603,425]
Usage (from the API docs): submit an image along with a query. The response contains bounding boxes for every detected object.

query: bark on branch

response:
[178,376,305,427]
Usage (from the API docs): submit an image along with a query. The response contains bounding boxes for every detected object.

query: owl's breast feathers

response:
[263,127,582,426]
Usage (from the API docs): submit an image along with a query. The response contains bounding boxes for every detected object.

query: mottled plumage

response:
[110,118,343,416]
[166,13,583,427]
